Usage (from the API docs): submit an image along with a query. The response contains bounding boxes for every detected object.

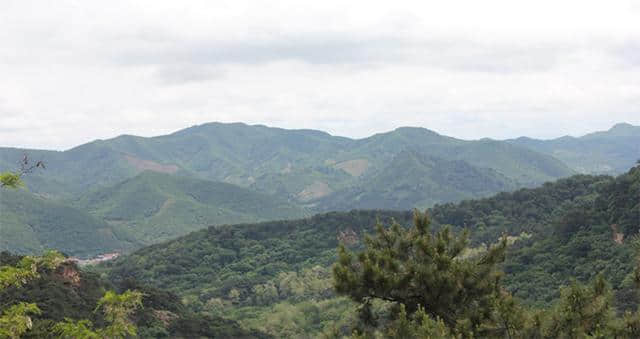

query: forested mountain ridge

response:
[101,164,640,336]
[509,122,640,174]
[1,122,574,206]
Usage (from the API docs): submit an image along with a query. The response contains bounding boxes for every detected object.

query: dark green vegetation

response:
[334,212,509,335]
[0,252,270,338]
[101,164,640,337]
[510,122,640,174]
[333,210,640,338]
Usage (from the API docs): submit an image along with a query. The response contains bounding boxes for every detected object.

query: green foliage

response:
[53,290,143,339]
[333,211,507,336]
[53,319,100,339]
[0,250,64,291]
[380,305,453,339]
[543,275,615,338]
[0,258,38,290]
[0,172,23,189]
[0,252,270,338]
[0,302,41,339]
[96,290,143,338]
[0,250,63,338]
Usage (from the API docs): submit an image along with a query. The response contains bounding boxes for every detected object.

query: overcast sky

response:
[1,0,639,150]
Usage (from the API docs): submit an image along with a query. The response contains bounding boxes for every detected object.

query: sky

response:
[1,0,639,150]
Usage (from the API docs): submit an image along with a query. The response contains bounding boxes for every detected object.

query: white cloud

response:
[0,0,639,149]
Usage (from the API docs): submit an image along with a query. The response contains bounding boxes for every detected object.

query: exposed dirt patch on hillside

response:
[157,198,175,216]
[338,228,359,246]
[611,224,624,244]
[57,263,81,286]
[334,159,369,177]
[297,181,331,201]
[281,163,292,174]
[124,154,179,174]
[154,310,178,327]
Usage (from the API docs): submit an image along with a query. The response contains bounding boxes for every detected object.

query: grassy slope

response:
[0,170,307,257]
[0,189,135,258]
[75,171,308,245]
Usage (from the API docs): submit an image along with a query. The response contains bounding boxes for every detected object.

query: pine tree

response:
[333,210,507,336]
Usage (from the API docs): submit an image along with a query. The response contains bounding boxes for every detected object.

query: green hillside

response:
[102,165,640,336]
[347,127,572,184]
[315,150,518,211]
[75,171,308,245]
[509,122,640,174]
[0,189,134,258]
[0,171,307,258]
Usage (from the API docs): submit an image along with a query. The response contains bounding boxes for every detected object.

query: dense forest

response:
[95,164,639,337]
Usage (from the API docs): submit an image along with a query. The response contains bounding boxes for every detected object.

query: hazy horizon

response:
[0,120,636,152]
[2,1,639,150]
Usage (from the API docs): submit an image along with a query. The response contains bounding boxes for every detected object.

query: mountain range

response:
[1,122,638,257]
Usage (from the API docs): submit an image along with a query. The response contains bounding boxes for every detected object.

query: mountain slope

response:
[103,165,640,315]
[75,171,308,245]
[509,122,640,174]
[0,189,134,257]
[348,127,573,184]
[315,150,518,210]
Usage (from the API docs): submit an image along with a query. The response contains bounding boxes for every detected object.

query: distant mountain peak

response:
[583,122,640,138]
[608,122,637,134]
[393,126,441,135]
